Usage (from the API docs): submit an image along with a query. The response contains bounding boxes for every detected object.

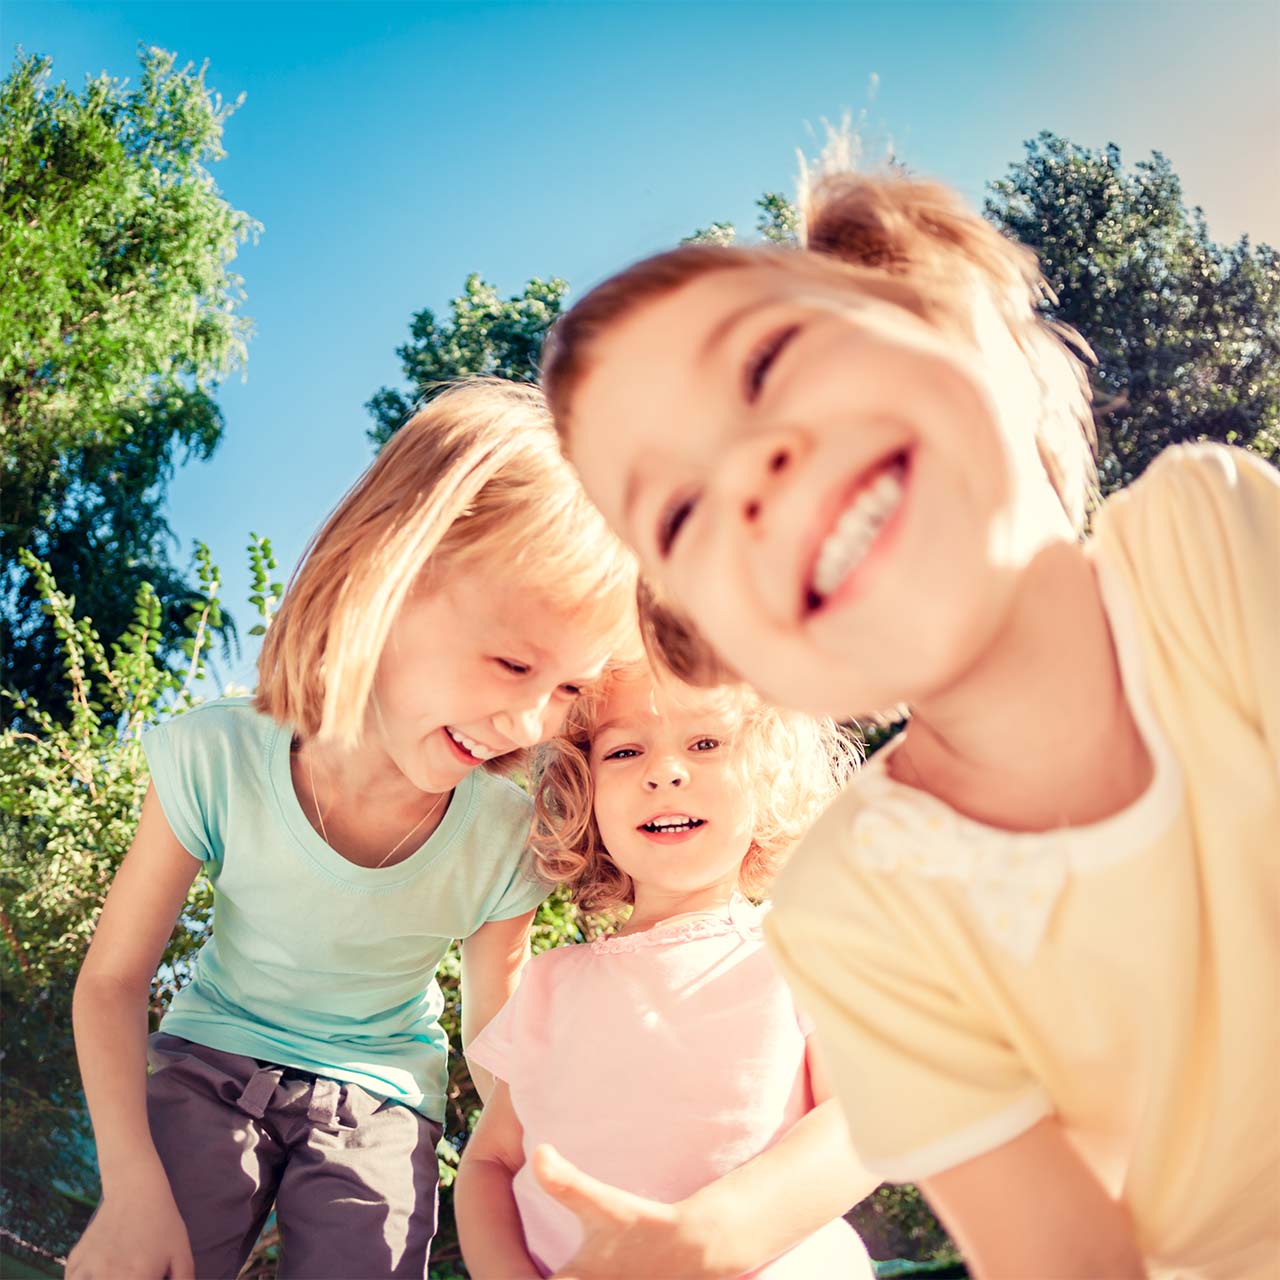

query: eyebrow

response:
[698,296,775,366]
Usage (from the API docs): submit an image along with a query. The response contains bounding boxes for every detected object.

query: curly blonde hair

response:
[531,662,858,915]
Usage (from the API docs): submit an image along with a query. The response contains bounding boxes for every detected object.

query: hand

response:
[535,1146,738,1280]
[65,1184,194,1280]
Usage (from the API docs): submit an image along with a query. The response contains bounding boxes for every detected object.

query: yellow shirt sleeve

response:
[765,823,1051,1182]
[1093,442,1280,765]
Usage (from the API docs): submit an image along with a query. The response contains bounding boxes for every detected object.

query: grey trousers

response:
[145,1032,442,1280]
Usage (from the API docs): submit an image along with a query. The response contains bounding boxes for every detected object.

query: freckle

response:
[744,499,760,521]
[770,450,789,472]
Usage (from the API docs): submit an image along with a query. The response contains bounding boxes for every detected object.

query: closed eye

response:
[495,658,531,676]
[743,323,800,403]
[657,492,698,558]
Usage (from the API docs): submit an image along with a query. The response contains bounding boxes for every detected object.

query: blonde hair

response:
[541,167,1096,689]
[256,378,636,751]
[531,661,857,914]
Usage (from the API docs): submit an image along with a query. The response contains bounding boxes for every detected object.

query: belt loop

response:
[306,1075,341,1129]
[236,1064,282,1120]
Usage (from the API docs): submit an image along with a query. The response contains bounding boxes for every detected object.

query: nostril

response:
[744,499,761,522]
[769,449,789,473]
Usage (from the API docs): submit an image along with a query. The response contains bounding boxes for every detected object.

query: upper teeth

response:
[810,463,905,599]
[642,817,703,832]
[447,727,499,760]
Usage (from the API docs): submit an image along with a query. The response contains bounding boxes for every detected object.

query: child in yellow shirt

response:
[538,167,1280,1278]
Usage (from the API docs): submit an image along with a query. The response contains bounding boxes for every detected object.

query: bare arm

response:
[65,784,201,1280]
[537,1035,878,1279]
[683,1034,879,1273]
[460,908,535,1104]
[921,1116,1147,1279]
[455,1079,541,1280]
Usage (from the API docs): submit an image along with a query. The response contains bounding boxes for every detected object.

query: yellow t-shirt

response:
[766,444,1280,1279]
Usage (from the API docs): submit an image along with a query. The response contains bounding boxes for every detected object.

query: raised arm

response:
[455,1079,542,1279]
[65,784,202,1280]
[460,907,536,1104]
[921,1116,1147,1279]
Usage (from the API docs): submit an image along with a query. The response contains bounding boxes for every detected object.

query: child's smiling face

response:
[369,559,613,793]
[588,672,755,902]
[567,264,1071,718]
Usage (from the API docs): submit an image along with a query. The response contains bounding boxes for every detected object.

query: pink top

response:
[467,900,874,1278]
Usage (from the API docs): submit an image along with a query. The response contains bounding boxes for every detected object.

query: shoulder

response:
[466,769,535,832]
[145,696,278,754]
[1091,443,1279,646]
[1094,443,1278,560]
[517,939,592,994]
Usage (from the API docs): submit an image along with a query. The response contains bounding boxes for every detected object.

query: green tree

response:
[365,275,567,447]
[0,538,235,1266]
[0,47,257,719]
[987,132,1280,492]
[683,191,799,247]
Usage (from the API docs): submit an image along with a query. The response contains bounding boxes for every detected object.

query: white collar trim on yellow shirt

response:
[847,552,1184,964]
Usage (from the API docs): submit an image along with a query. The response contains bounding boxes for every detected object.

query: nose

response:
[719,430,802,530]
[643,754,690,791]
[493,695,554,749]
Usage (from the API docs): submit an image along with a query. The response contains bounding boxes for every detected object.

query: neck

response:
[891,541,1150,830]
[620,877,739,936]
[302,736,419,805]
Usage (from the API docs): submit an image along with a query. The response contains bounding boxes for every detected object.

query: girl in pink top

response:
[457,660,877,1279]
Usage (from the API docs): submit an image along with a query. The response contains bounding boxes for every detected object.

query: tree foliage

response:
[0,535,261,1265]
[987,132,1280,492]
[365,275,567,448]
[0,47,257,718]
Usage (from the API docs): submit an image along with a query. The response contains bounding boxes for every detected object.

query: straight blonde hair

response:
[256,378,636,749]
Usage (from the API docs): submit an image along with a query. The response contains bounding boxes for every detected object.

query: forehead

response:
[596,671,742,732]
[434,568,613,673]
[567,268,779,509]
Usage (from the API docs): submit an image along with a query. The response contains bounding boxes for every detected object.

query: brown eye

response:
[744,324,800,402]
[658,493,698,557]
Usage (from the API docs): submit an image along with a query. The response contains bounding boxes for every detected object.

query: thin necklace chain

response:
[305,745,448,869]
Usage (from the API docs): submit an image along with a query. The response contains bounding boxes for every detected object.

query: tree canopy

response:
[0,47,257,716]
[987,132,1280,492]
[365,275,566,448]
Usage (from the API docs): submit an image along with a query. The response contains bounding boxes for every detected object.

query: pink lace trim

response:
[590,901,763,954]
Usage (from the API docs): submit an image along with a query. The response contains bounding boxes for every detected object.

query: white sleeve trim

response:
[862,1089,1054,1183]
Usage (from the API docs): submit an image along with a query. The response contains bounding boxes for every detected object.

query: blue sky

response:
[8,0,1278,688]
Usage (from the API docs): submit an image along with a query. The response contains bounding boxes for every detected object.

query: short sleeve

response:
[142,713,223,863]
[766,834,1051,1183]
[1094,443,1280,762]
[465,958,541,1086]
[485,845,551,922]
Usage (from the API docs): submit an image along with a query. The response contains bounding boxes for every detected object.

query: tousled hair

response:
[256,378,636,753]
[541,168,1096,690]
[530,661,858,915]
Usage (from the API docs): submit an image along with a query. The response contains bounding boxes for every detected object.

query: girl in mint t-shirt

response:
[67,380,635,1280]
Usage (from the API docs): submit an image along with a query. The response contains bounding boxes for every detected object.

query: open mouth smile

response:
[445,726,501,763]
[803,449,910,616]
[638,814,707,843]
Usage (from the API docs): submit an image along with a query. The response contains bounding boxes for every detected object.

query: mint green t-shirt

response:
[142,697,547,1121]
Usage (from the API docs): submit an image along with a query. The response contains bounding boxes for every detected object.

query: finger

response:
[531,1144,634,1222]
